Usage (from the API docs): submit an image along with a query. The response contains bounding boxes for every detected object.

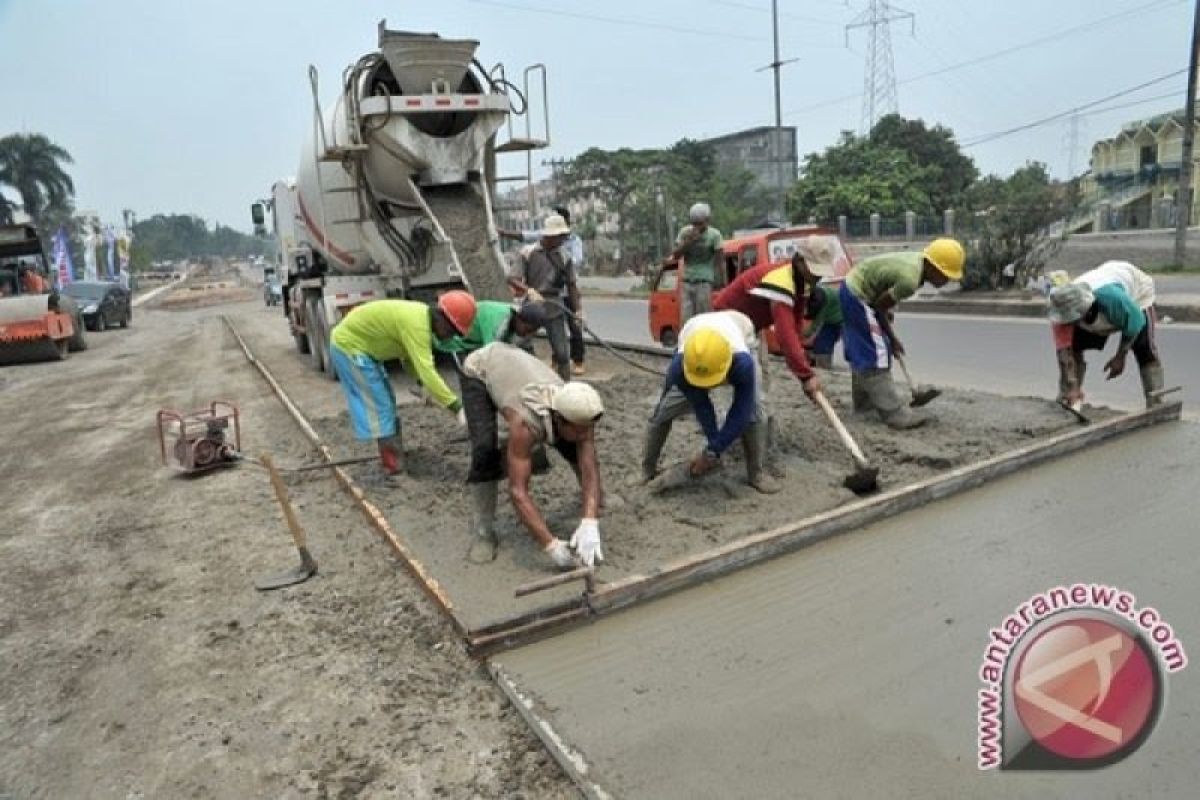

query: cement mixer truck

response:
[253,21,549,377]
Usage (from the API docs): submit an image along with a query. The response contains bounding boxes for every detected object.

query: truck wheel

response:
[305,296,325,372]
[660,328,677,349]
[69,313,89,351]
[316,302,338,382]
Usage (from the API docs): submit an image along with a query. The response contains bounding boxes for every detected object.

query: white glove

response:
[455,408,467,428]
[525,287,545,303]
[569,518,603,566]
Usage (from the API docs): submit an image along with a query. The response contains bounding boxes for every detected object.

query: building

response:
[1078,105,1199,231]
[700,126,797,222]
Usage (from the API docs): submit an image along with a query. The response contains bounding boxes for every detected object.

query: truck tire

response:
[305,296,325,373]
[316,301,338,382]
[69,312,88,351]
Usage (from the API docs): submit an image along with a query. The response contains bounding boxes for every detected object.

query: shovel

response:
[813,391,879,495]
[894,353,941,407]
[1058,400,1091,426]
[254,453,318,591]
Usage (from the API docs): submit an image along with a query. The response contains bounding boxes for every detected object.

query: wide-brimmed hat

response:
[541,214,571,237]
[794,236,836,277]
[1046,283,1095,324]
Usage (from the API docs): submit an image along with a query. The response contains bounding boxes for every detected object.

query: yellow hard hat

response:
[683,328,733,389]
[923,238,965,281]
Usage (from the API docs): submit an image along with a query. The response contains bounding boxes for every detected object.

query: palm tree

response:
[0,133,75,225]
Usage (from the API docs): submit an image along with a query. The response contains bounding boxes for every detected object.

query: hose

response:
[543,298,666,378]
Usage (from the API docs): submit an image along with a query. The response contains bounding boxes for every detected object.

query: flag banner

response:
[52,227,74,287]
[104,225,116,279]
[83,226,98,281]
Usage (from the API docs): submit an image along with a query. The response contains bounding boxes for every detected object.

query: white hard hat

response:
[551,382,604,425]
[689,203,711,223]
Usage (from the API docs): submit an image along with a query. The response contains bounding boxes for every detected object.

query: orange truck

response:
[0,224,87,363]
[647,225,854,349]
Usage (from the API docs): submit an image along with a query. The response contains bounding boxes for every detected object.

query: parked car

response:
[648,226,854,351]
[62,281,132,331]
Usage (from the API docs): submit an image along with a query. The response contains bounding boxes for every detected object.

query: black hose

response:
[543,298,666,378]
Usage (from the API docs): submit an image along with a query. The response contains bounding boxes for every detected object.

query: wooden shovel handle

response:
[893,353,916,392]
[813,392,870,468]
[261,453,308,551]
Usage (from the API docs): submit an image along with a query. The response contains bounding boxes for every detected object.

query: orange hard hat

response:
[437,289,477,336]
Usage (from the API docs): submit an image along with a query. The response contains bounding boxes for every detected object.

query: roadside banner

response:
[105,225,116,279]
[52,227,74,287]
[83,224,98,281]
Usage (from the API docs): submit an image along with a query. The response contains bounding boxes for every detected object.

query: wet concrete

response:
[493,422,1200,799]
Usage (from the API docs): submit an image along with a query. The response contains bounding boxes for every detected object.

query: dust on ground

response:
[0,294,573,798]
[230,305,1117,630]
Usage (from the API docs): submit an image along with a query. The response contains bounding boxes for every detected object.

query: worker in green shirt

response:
[837,238,965,429]
[663,202,725,325]
[434,299,547,355]
[328,293,477,481]
[802,283,844,369]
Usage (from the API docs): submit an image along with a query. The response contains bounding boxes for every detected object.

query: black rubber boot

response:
[466,481,499,564]
[641,421,671,483]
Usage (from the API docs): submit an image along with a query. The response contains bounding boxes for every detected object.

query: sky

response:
[0,0,1192,231]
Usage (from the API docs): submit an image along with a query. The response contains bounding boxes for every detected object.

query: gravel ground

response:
[0,278,574,798]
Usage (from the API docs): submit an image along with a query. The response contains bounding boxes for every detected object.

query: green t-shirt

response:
[676,225,724,283]
[845,251,924,306]
[435,300,514,354]
[802,284,844,337]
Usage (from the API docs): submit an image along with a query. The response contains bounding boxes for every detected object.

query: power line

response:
[782,0,1183,119]
[706,0,842,26]
[465,0,767,42]
[961,70,1188,148]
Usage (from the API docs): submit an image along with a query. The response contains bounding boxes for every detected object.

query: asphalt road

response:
[580,297,1199,416]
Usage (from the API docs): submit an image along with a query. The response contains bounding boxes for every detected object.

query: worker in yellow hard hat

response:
[838,237,965,429]
[640,310,778,493]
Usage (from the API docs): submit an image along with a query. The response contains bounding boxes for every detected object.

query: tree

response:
[0,133,75,226]
[131,213,268,268]
[788,131,935,222]
[869,114,977,211]
[558,147,665,268]
[960,162,1068,290]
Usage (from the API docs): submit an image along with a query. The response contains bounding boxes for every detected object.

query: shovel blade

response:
[842,467,880,495]
[910,386,942,407]
[255,550,318,591]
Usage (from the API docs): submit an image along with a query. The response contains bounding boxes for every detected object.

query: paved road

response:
[580,297,1199,415]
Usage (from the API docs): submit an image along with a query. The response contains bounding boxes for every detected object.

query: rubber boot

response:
[641,421,671,482]
[851,372,872,413]
[1140,362,1164,408]
[862,369,927,430]
[466,482,499,564]
[377,433,405,482]
[743,422,781,494]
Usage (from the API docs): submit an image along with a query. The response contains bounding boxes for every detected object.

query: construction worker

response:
[434,299,547,356]
[1046,261,1164,408]
[713,238,832,403]
[19,266,48,294]
[499,205,588,375]
[664,203,725,325]
[506,213,582,381]
[838,238,965,429]
[803,283,844,369]
[459,342,605,568]
[328,292,477,481]
[640,310,778,494]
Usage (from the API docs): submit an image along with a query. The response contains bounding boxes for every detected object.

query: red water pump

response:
[156,401,241,473]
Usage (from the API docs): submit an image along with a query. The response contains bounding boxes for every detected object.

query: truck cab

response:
[648,226,853,349]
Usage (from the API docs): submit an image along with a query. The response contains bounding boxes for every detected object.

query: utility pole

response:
[756,0,798,224]
[1174,0,1200,267]
[1063,114,1085,180]
[846,0,914,134]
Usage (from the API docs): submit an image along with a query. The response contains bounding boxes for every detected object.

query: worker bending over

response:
[506,213,582,380]
[838,238,964,429]
[803,284,844,369]
[328,293,476,481]
[714,239,831,402]
[434,299,547,356]
[641,310,778,494]
[1046,261,1164,408]
[459,343,606,568]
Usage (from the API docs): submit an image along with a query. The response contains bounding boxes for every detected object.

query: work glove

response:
[455,408,467,428]
[525,287,545,304]
[569,518,603,566]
